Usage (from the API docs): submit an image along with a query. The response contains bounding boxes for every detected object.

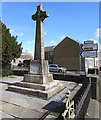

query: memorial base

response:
[7,60,66,99]
[23,74,53,84]
[7,80,66,99]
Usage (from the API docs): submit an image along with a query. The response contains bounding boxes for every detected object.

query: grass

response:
[0,75,16,78]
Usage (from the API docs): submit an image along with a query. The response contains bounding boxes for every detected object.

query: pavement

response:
[85,99,100,119]
[0,75,79,119]
[85,72,100,119]
[0,75,100,119]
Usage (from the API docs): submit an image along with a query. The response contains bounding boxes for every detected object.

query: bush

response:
[2,65,13,77]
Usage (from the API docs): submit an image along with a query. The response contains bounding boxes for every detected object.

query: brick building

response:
[45,46,55,64]
[53,37,85,71]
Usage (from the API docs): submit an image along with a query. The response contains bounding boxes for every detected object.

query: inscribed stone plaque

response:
[30,62,40,74]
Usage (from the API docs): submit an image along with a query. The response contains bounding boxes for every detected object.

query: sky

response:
[2,2,100,56]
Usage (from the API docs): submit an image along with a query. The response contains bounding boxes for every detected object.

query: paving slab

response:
[99,101,101,119]
[0,76,23,85]
[44,114,57,120]
[85,99,99,118]
[2,101,45,119]
[0,101,2,111]
[1,91,47,113]
[0,110,14,119]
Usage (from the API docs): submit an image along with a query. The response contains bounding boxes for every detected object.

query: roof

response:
[45,46,55,52]
[54,36,81,49]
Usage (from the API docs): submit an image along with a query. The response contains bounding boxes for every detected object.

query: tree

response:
[1,21,23,76]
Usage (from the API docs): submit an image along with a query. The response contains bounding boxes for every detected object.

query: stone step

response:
[23,74,53,84]
[15,81,58,91]
[7,83,65,99]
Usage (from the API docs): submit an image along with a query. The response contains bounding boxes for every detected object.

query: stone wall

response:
[53,73,98,100]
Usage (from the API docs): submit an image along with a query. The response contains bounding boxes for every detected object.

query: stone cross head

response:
[32,4,49,21]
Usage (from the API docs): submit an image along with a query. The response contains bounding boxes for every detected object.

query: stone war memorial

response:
[2,4,94,119]
[7,4,66,99]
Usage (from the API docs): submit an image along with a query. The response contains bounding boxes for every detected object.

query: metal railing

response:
[62,83,91,120]
[62,90,75,119]
[74,83,91,119]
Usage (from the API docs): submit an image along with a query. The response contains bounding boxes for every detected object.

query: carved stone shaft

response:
[32,4,49,60]
[30,4,49,75]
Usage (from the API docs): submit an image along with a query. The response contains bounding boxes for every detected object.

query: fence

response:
[61,82,91,119]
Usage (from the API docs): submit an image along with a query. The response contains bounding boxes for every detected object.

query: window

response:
[49,51,53,56]
[13,59,16,63]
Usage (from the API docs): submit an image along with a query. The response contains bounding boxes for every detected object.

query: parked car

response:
[23,60,31,67]
[18,62,24,67]
[17,60,31,67]
[49,64,67,73]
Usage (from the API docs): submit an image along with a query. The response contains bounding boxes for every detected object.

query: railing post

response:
[62,90,75,119]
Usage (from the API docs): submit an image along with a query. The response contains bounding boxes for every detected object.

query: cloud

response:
[10,29,24,37]
[59,34,66,40]
[50,40,57,46]
[17,32,24,37]
[27,40,35,44]
[94,28,101,38]
[26,50,33,55]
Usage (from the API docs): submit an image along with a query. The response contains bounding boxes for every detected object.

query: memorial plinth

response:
[7,4,66,99]
[23,4,53,84]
